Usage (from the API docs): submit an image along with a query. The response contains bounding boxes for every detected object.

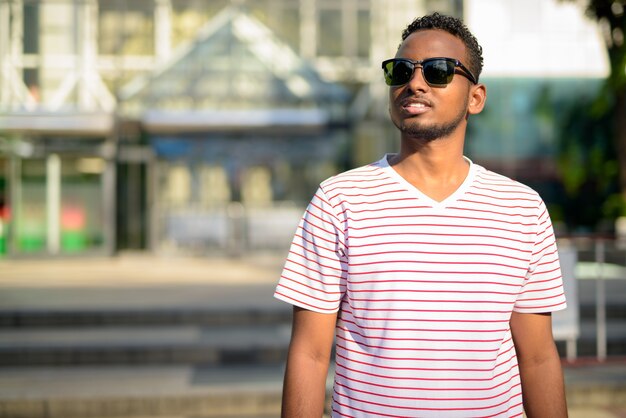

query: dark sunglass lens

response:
[384,60,414,86]
[423,59,454,85]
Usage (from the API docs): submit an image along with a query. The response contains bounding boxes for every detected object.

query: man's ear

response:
[468,83,487,115]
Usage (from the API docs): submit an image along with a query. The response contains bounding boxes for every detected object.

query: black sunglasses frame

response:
[382,57,478,87]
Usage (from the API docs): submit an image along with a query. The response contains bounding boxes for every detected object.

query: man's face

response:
[388,29,473,141]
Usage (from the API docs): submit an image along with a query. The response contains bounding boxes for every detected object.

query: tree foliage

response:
[559,1,626,231]
[585,1,626,90]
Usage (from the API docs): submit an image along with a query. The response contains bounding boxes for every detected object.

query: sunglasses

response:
[382,57,477,87]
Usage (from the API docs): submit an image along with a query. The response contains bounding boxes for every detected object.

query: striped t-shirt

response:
[274,154,567,417]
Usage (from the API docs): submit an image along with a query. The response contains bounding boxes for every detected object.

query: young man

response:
[275,13,568,418]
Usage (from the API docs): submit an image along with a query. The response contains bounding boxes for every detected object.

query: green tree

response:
[560,1,626,227]
[555,88,617,229]
[585,1,626,190]
[583,2,626,186]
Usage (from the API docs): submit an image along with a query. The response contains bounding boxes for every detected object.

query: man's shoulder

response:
[474,165,542,201]
[320,159,386,190]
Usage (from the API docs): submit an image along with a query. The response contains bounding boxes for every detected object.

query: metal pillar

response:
[8,156,21,255]
[10,1,23,80]
[0,0,10,106]
[300,0,316,59]
[368,0,389,118]
[46,154,61,255]
[102,136,117,256]
[342,0,357,57]
[595,239,607,361]
[78,0,98,110]
[1,0,35,109]
[155,0,172,63]
[49,0,113,111]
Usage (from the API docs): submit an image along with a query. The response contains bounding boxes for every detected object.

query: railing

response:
[157,211,625,362]
[553,246,579,362]
[595,239,607,362]
[557,236,626,362]
[159,202,303,256]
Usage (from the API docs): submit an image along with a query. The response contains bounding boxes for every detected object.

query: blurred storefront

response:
[0,114,116,257]
[1,0,610,256]
[118,7,350,254]
[0,0,117,257]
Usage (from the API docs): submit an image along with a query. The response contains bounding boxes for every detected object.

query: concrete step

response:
[0,364,286,418]
[0,362,625,418]
[0,308,291,329]
[3,315,626,367]
[0,324,292,367]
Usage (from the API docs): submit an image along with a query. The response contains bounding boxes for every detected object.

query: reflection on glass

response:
[241,166,272,207]
[200,165,231,207]
[18,160,47,253]
[14,156,107,255]
[60,157,105,253]
[0,158,8,256]
[164,164,192,207]
[318,9,342,56]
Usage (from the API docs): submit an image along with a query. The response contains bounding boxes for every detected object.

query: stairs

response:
[0,308,291,367]
[0,305,293,418]
[1,259,626,417]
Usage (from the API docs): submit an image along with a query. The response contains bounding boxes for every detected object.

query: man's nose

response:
[406,66,429,92]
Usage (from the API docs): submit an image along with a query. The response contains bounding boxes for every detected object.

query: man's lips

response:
[399,98,432,115]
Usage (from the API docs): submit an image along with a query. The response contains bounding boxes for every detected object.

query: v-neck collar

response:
[379,153,477,210]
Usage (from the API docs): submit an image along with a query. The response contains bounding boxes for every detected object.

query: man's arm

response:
[509,311,568,418]
[281,306,337,418]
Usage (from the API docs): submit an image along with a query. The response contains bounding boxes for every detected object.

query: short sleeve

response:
[514,200,567,313]
[274,186,348,313]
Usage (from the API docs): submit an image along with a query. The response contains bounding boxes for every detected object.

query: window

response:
[318,8,342,56]
[98,0,155,55]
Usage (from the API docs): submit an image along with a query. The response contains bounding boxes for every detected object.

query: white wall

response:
[465,0,609,78]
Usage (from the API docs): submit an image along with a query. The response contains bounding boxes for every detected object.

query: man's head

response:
[401,12,483,83]
[385,13,487,143]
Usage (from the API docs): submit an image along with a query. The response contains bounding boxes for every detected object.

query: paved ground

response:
[0,252,286,310]
[0,252,625,417]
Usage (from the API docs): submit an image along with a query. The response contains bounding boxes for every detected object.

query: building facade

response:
[0,0,608,257]
[0,0,462,257]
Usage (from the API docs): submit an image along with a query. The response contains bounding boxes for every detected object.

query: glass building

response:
[0,0,460,257]
[0,0,608,257]
[118,6,350,254]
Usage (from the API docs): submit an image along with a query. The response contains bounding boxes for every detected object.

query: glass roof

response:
[120,6,349,119]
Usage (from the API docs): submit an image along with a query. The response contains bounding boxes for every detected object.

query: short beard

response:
[396,97,468,142]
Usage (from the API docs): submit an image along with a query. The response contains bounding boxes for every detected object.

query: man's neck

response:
[388,136,470,202]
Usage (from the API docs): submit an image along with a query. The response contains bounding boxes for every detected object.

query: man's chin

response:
[398,117,465,142]
[401,126,447,142]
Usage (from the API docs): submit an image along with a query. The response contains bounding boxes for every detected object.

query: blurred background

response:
[0,0,625,417]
